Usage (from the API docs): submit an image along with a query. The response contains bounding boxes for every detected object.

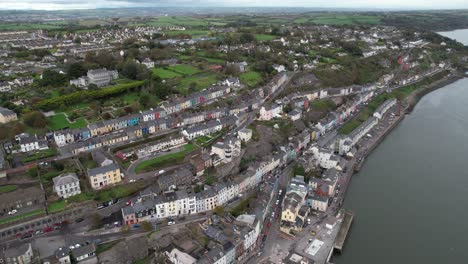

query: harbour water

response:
[335,30,468,263]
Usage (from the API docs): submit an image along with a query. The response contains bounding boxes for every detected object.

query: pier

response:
[334,210,354,253]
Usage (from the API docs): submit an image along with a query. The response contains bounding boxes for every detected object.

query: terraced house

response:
[87,163,121,190]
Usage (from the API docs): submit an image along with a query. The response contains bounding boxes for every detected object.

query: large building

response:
[280,176,309,235]
[1,243,34,264]
[211,136,241,163]
[53,173,81,198]
[0,107,17,124]
[87,163,121,190]
[70,68,118,88]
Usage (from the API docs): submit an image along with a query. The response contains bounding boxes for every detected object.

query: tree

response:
[88,83,99,90]
[121,60,139,80]
[240,33,255,44]
[139,93,151,108]
[68,62,87,79]
[140,221,152,232]
[23,111,47,128]
[38,69,67,87]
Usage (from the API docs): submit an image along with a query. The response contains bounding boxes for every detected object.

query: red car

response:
[43,226,53,233]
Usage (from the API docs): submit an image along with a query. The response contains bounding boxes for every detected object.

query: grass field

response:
[47,113,88,130]
[168,64,202,75]
[254,34,276,41]
[96,239,122,254]
[21,148,57,163]
[135,144,197,173]
[48,200,66,213]
[310,15,381,25]
[152,68,182,79]
[164,30,210,37]
[0,209,45,225]
[240,71,262,87]
[177,73,218,95]
[0,185,18,194]
[147,16,215,27]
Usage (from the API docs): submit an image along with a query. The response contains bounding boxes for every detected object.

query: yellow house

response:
[88,163,121,190]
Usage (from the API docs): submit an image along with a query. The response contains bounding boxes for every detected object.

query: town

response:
[0,9,467,264]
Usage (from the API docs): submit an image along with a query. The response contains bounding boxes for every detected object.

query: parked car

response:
[75,218,84,223]
[8,209,18,215]
[167,221,176,226]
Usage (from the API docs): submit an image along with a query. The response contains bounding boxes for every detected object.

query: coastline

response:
[352,71,463,170]
[331,71,464,261]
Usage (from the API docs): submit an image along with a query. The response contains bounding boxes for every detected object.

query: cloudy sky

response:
[1,0,468,10]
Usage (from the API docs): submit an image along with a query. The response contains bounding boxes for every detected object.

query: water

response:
[334,78,468,263]
[334,29,468,264]
[438,29,468,45]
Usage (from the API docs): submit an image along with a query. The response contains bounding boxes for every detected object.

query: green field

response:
[164,30,210,37]
[21,148,57,163]
[0,209,45,225]
[135,144,197,173]
[254,34,276,41]
[47,113,88,130]
[0,185,18,194]
[147,16,216,27]
[240,71,262,87]
[152,68,182,79]
[310,15,381,25]
[168,64,202,75]
[48,200,66,213]
[177,73,218,95]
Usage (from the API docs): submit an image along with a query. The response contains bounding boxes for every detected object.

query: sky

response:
[0,0,468,10]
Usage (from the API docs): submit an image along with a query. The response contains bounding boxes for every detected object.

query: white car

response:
[167,221,176,226]
[129,179,136,183]
[8,210,17,215]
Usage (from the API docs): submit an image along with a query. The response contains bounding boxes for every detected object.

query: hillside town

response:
[0,10,466,264]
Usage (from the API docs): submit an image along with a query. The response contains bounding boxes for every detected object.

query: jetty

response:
[334,210,354,253]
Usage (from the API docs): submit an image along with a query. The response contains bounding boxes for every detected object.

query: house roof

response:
[52,173,79,187]
[87,163,119,177]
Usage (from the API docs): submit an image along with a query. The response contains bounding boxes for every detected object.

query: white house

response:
[211,136,241,163]
[53,173,81,198]
[237,128,252,142]
[165,248,196,264]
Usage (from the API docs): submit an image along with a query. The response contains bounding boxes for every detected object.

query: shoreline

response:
[350,71,463,172]
[332,71,464,259]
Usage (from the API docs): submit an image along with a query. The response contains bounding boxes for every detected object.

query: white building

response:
[258,104,283,121]
[237,128,252,142]
[211,136,241,163]
[53,173,81,198]
[373,98,397,119]
[165,248,196,264]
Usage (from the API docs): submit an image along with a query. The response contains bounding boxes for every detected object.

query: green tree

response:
[139,93,151,108]
[23,111,47,128]
[68,62,87,79]
[38,70,67,87]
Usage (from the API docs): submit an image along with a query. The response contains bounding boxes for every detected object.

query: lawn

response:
[152,68,182,79]
[96,239,122,254]
[240,71,262,87]
[177,73,218,95]
[48,200,66,213]
[254,34,276,41]
[135,144,198,173]
[47,113,88,130]
[164,30,210,37]
[168,64,202,75]
[0,185,18,194]
[311,99,336,112]
[0,209,45,225]
[146,16,213,27]
[21,148,57,163]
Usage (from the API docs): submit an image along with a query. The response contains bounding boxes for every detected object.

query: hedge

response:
[35,80,147,111]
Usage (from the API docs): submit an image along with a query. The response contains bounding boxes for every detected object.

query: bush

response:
[35,80,147,111]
